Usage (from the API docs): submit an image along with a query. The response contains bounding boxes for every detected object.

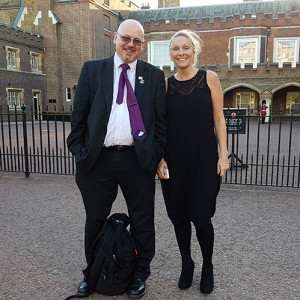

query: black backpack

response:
[65,213,137,299]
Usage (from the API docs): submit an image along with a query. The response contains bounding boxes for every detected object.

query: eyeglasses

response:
[117,32,144,47]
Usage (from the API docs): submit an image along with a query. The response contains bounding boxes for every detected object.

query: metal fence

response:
[0,105,74,177]
[0,105,299,187]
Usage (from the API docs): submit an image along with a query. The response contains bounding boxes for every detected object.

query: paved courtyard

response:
[0,172,299,300]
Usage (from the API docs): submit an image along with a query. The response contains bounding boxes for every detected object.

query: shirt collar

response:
[114,53,137,71]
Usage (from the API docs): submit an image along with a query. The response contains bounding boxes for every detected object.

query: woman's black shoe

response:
[178,261,195,289]
[200,263,214,294]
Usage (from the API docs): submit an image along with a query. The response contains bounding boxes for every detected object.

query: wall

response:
[0,23,45,110]
[0,0,21,26]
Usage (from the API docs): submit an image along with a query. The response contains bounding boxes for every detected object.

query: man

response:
[261,100,268,124]
[67,19,166,299]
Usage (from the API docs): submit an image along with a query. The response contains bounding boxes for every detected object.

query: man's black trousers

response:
[75,147,156,281]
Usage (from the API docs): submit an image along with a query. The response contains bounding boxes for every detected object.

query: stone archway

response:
[272,86,300,115]
[223,85,260,115]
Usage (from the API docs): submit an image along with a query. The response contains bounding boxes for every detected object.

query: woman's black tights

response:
[174,221,214,267]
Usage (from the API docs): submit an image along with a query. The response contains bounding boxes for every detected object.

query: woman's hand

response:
[157,158,169,180]
[217,155,229,177]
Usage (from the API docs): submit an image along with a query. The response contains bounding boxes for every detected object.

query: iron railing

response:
[0,104,74,176]
[0,105,299,187]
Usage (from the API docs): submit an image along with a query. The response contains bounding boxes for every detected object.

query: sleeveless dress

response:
[161,69,220,227]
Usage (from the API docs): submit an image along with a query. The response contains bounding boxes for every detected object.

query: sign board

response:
[224,108,247,134]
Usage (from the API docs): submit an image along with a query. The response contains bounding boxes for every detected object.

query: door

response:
[33,92,40,120]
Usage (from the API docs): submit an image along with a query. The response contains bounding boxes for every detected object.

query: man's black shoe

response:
[77,280,92,296]
[127,278,146,299]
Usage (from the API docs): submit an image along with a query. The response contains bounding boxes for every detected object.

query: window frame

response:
[235,92,256,111]
[65,87,72,102]
[286,91,300,115]
[273,37,300,68]
[148,40,174,70]
[6,47,20,70]
[30,51,42,73]
[234,36,260,68]
[7,89,24,109]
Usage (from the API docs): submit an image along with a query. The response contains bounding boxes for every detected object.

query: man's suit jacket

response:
[67,55,167,174]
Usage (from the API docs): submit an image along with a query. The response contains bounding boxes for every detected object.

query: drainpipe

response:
[13,0,25,28]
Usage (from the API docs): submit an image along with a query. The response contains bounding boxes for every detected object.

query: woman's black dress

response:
[161,69,220,227]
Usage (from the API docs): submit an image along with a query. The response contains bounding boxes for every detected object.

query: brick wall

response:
[0,24,45,110]
[19,0,39,32]
[109,0,139,10]
[158,0,180,8]
[143,12,300,68]
[0,0,20,26]
[30,0,120,112]
[141,8,300,112]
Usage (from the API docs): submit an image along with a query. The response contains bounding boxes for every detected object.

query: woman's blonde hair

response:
[169,30,203,66]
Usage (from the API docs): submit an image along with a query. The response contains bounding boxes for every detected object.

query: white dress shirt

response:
[104,54,137,147]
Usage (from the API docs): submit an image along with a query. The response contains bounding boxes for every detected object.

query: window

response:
[8,50,16,67]
[148,41,174,70]
[274,38,299,68]
[7,89,23,108]
[66,87,71,102]
[234,37,260,68]
[30,52,41,72]
[32,91,41,120]
[32,55,38,71]
[235,92,255,112]
[6,47,20,70]
[286,92,300,115]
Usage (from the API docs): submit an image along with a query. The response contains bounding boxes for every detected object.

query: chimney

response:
[141,3,151,9]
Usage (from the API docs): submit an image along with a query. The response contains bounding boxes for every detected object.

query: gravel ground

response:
[1,172,299,300]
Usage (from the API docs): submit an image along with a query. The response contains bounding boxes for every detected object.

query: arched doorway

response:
[272,86,300,115]
[224,86,260,115]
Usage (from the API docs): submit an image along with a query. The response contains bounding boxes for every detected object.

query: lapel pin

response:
[138,76,144,84]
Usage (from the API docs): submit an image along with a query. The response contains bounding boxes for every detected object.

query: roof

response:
[128,0,300,25]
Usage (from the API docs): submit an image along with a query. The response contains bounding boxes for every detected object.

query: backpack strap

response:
[64,293,90,299]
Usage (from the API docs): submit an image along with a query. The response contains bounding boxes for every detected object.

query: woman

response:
[158,30,229,294]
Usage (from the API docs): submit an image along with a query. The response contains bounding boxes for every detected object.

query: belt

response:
[102,145,135,152]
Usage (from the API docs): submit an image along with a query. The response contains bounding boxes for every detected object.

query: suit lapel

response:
[102,56,114,115]
[135,60,148,106]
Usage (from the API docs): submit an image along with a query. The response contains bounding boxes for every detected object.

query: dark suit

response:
[67,55,166,281]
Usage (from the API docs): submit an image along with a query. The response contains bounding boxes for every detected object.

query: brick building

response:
[0,23,45,118]
[129,0,300,115]
[32,0,122,113]
[0,0,135,114]
[1,0,299,116]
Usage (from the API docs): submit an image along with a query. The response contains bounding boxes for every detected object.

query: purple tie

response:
[116,63,146,142]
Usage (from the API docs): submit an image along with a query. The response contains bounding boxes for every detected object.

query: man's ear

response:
[113,32,118,44]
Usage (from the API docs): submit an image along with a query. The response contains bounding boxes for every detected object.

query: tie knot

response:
[121,63,130,71]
